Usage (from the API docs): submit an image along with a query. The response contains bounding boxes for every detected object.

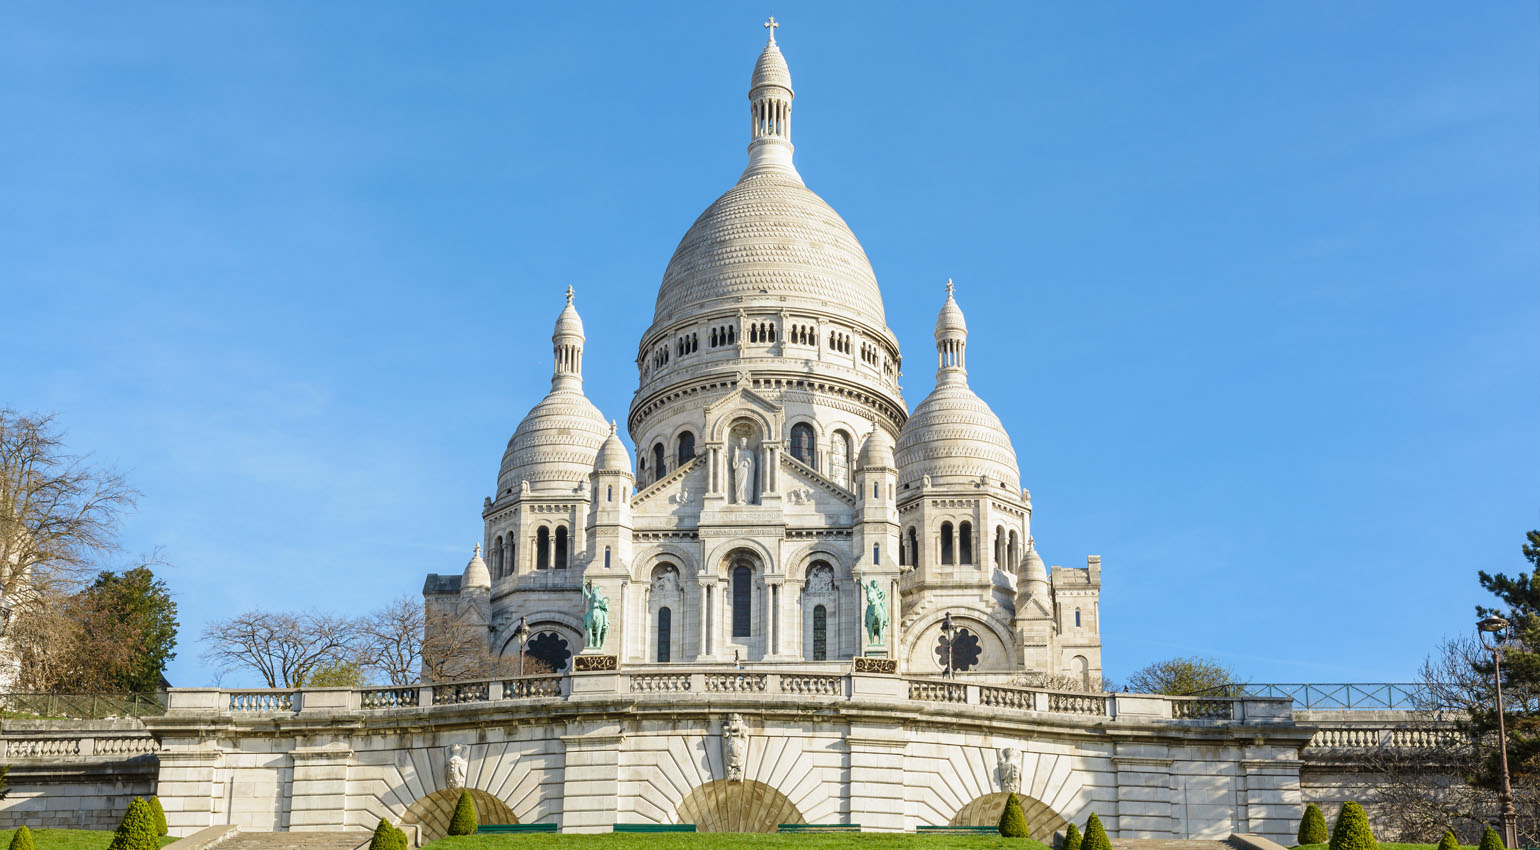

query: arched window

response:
[1073,655,1090,690]
[995,526,1006,567]
[607,485,613,502]
[790,423,816,468]
[652,443,666,483]
[940,522,954,565]
[604,546,611,568]
[493,536,504,577]
[657,608,672,663]
[829,430,851,487]
[907,527,919,567]
[959,521,974,565]
[812,605,827,661]
[536,527,550,570]
[554,526,568,569]
[1008,530,1019,569]
[732,565,752,638]
[676,432,695,466]
[1074,608,1081,628]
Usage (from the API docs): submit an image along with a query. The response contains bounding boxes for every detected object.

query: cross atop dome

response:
[946,278,955,297]
[565,285,574,304]
[764,16,778,44]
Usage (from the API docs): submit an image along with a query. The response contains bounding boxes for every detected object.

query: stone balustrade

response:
[163,667,1292,725]
[1,726,159,760]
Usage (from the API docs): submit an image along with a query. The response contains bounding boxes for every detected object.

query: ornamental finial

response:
[609,420,618,435]
[474,543,482,557]
[764,16,779,44]
[565,285,574,304]
[945,278,955,297]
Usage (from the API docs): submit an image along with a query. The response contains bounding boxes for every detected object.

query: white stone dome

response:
[499,389,610,496]
[751,39,792,91]
[858,425,895,469]
[593,422,633,475]
[651,172,889,332]
[462,545,490,590]
[895,382,1020,492]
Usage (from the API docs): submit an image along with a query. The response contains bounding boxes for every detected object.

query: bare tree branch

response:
[201,610,360,688]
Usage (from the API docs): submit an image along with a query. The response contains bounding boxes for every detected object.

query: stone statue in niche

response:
[722,713,748,781]
[998,747,1020,793]
[731,436,755,505]
[652,567,680,595]
[806,565,835,593]
[446,743,468,789]
[582,581,609,650]
[922,474,931,488]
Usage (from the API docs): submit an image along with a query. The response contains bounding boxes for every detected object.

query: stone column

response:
[562,723,624,833]
[846,722,907,831]
[1239,755,1304,843]
[288,744,353,831]
[696,578,713,659]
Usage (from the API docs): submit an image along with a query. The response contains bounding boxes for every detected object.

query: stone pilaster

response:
[287,744,353,831]
[155,746,222,836]
[846,722,906,831]
[1240,754,1304,843]
[562,723,623,833]
[1113,748,1175,837]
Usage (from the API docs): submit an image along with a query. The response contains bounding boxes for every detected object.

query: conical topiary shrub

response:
[149,796,168,836]
[8,825,35,850]
[1328,801,1376,850]
[1437,831,1460,850]
[999,793,1029,837]
[447,790,478,836]
[1299,803,1329,845]
[369,817,398,850]
[1062,822,1083,850]
[107,797,161,850]
[1082,813,1112,850]
[1479,826,1504,850]
[393,824,409,850]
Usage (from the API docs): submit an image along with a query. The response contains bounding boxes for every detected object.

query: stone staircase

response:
[213,831,370,850]
[1111,841,1236,850]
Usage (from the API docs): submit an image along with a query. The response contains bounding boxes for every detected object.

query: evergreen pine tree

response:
[1082,813,1112,850]
[1062,822,1083,850]
[149,796,168,836]
[447,790,478,836]
[1479,826,1504,850]
[1438,831,1460,850]
[1327,801,1376,850]
[999,793,1029,837]
[7,825,35,850]
[107,797,161,850]
[1298,803,1329,844]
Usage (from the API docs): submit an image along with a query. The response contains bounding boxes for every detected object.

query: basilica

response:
[424,24,1103,687]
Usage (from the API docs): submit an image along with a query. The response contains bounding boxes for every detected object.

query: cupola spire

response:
[934,279,969,384]
[551,287,586,390]
[743,18,800,181]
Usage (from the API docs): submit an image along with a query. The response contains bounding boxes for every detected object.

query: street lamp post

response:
[513,617,531,681]
[940,612,956,679]
[1478,614,1519,849]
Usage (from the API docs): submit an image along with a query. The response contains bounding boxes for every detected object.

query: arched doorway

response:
[401,788,517,842]
[950,792,1067,841]
[676,779,805,833]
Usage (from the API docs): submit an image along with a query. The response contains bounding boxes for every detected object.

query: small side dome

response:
[462,544,491,590]
[935,280,967,338]
[553,286,584,340]
[751,24,792,92]
[594,422,633,475]
[857,426,895,469]
[895,382,1021,491]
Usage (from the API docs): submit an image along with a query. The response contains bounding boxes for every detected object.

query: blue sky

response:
[3,2,1536,688]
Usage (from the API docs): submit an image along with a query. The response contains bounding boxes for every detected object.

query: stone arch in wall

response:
[949,791,1066,841]
[675,779,806,833]
[901,610,1018,674]
[401,788,517,843]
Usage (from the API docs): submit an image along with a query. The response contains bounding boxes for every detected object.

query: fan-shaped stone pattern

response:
[895,383,1020,491]
[651,173,888,332]
[498,390,610,495]
[676,779,805,833]
[401,788,517,843]
[949,791,1066,841]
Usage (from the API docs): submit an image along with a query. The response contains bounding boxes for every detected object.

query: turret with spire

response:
[552,286,585,391]
[744,18,800,180]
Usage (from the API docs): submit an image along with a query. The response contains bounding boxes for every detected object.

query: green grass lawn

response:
[423,836,1049,850]
[0,829,175,849]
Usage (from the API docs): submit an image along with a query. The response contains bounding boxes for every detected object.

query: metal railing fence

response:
[0,692,168,719]
[1198,682,1427,710]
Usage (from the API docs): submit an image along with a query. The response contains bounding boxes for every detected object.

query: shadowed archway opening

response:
[401,788,517,842]
[676,779,805,833]
[950,792,1067,841]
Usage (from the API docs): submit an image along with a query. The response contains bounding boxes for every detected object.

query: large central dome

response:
[651,172,888,330]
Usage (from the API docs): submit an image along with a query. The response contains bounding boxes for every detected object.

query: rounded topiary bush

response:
[1479,826,1504,850]
[369,817,398,850]
[1299,803,1329,845]
[108,797,161,850]
[999,793,1029,837]
[149,796,168,836]
[1082,813,1112,850]
[1437,830,1460,850]
[8,825,35,850]
[1328,801,1376,850]
[447,789,478,836]
[1062,822,1083,850]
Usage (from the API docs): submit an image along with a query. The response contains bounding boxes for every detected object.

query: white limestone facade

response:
[423,22,1103,690]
